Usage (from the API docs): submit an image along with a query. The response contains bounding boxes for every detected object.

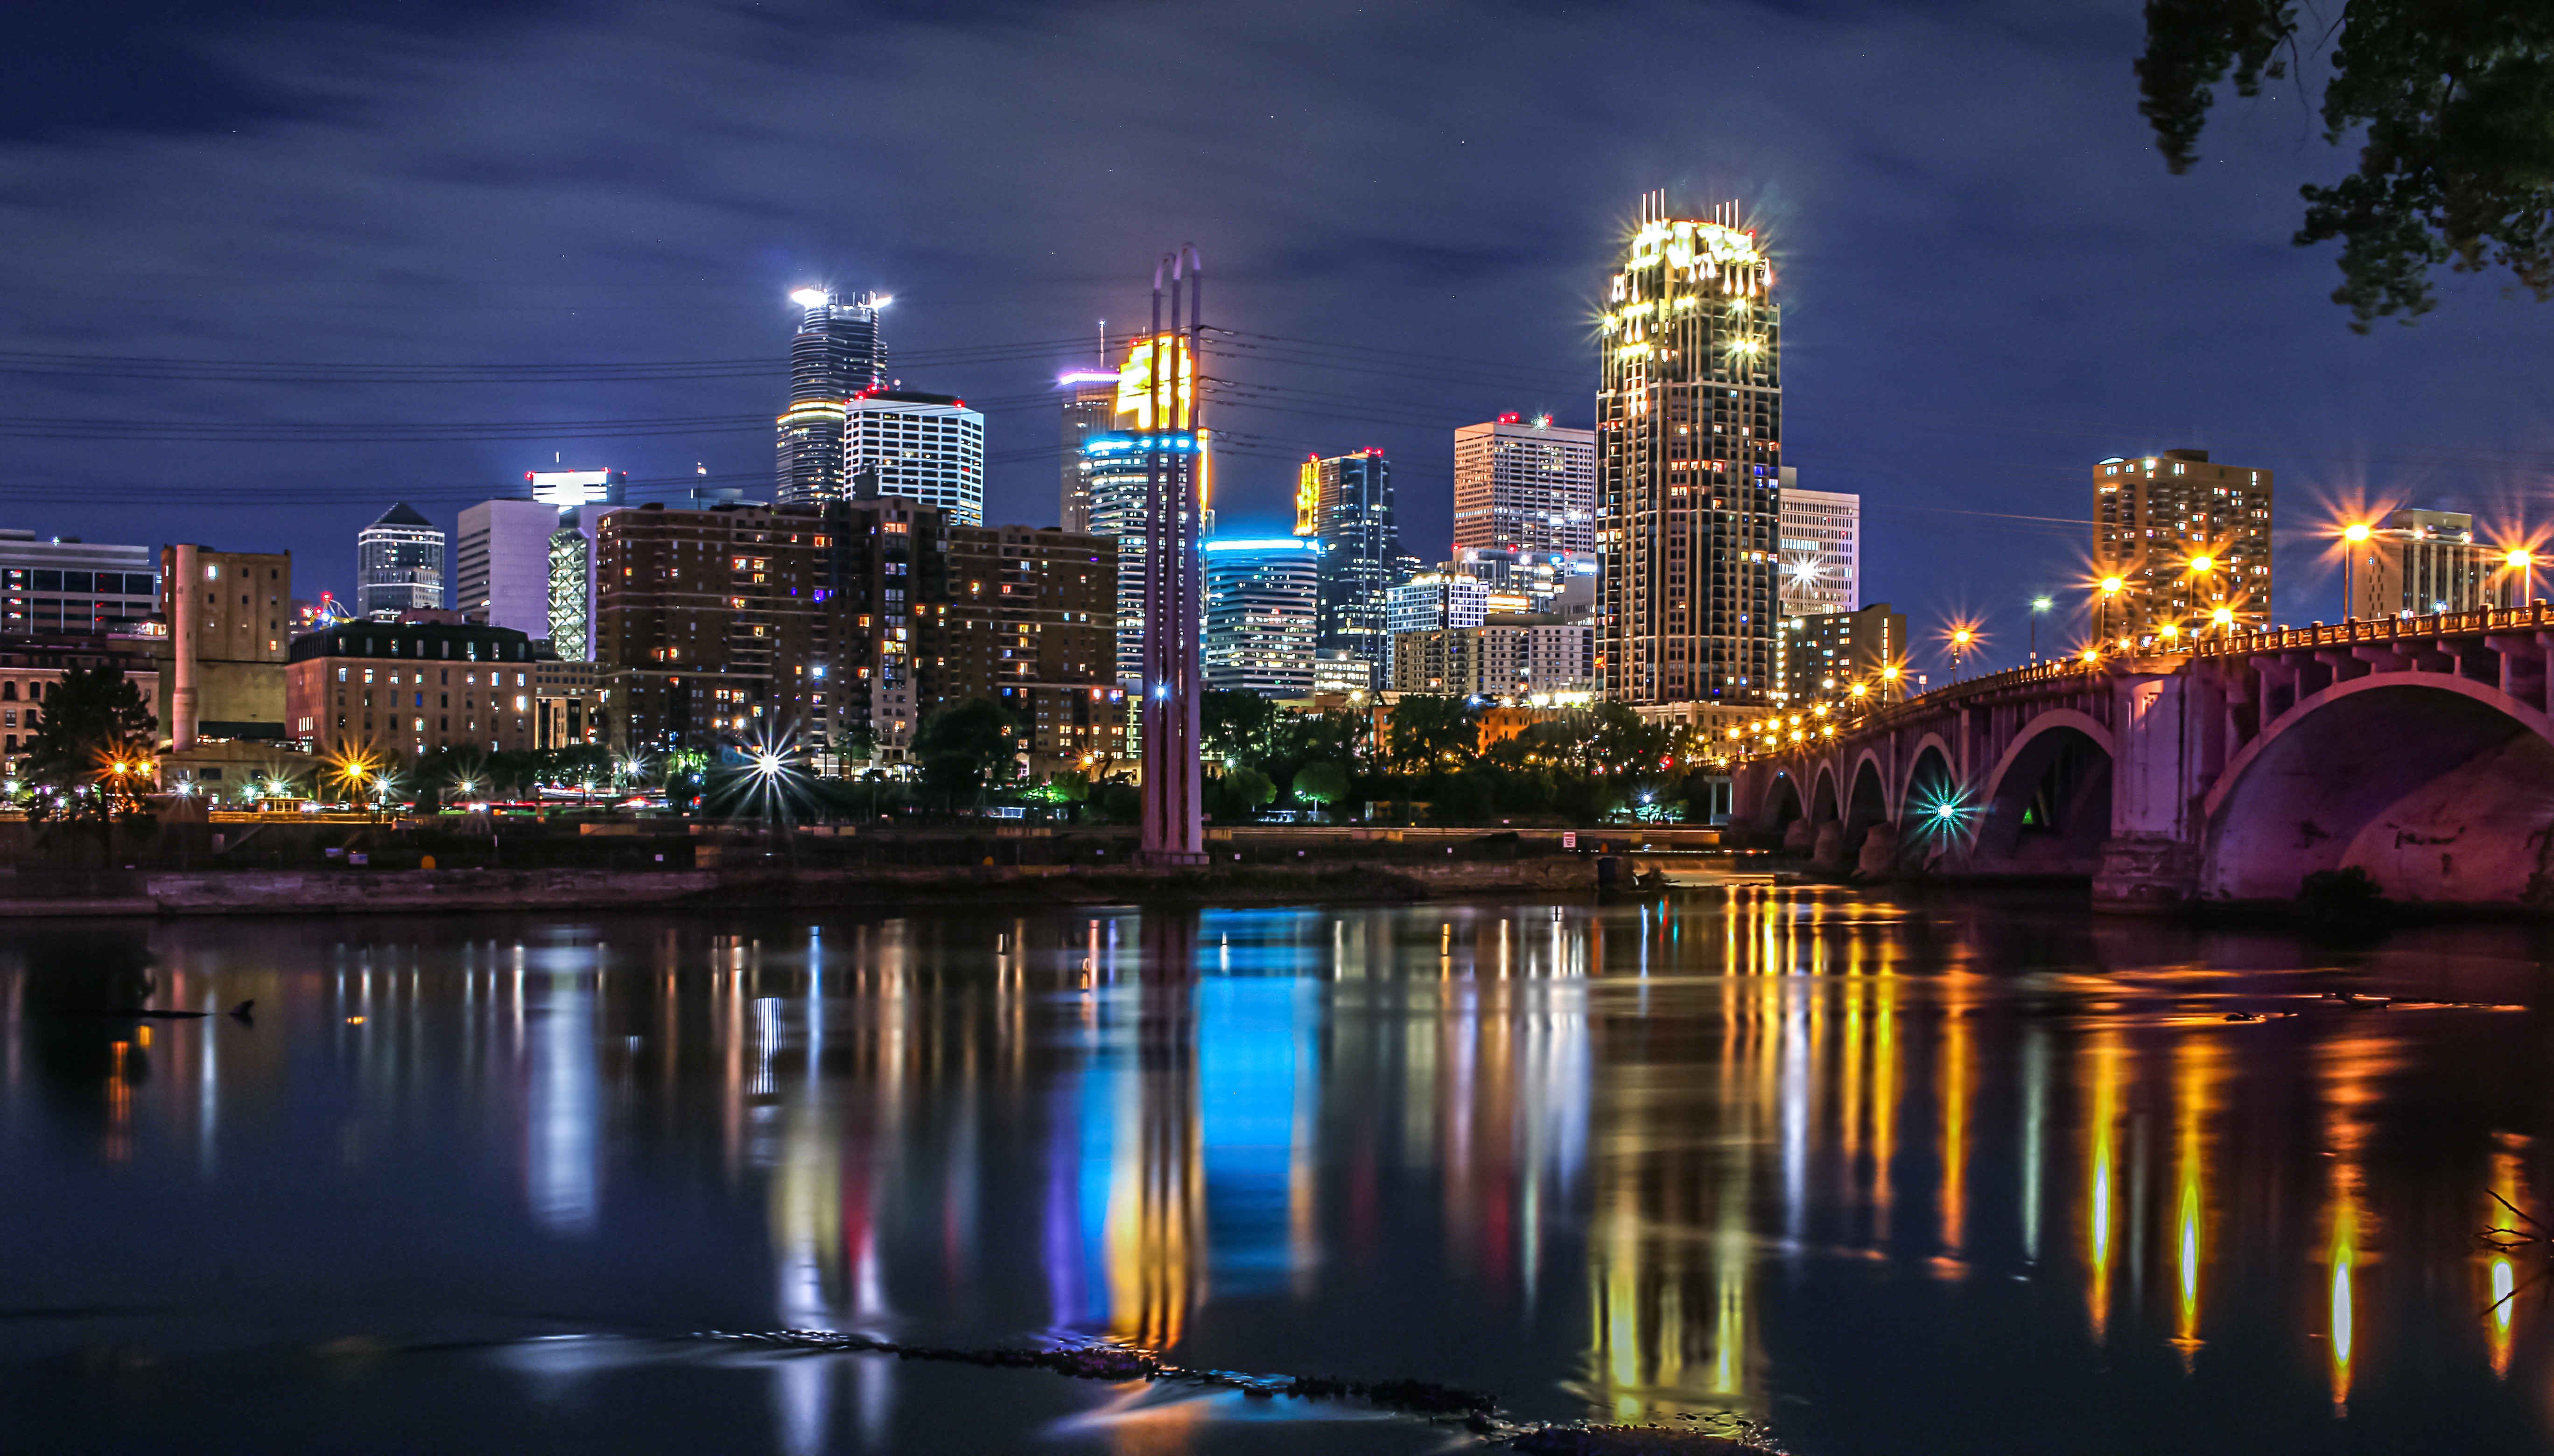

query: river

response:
[2,888,2549,1454]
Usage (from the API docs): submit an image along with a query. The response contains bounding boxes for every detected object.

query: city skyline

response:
[4,3,2545,685]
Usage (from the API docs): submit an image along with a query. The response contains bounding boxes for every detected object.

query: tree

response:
[20,662,156,828]
[912,698,1018,807]
[2139,0,2554,329]
[1202,689,1278,771]
[1385,694,1480,771]
[1214,764,1276,821]
[1291,758,1350,809]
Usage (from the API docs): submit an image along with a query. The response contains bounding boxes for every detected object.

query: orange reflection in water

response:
[2171,1034,2222,1368]
[2319,1029,2396,1416]
[2481,1133,2532,1378]
[2081,1026,2126,1344]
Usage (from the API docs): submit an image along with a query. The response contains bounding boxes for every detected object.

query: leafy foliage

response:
[2139,0,2554,328]
[912,697,1019,805]
[20,662,157,826]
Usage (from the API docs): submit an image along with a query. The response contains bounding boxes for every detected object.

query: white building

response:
[1389,616,1593,700]
[1453,413,1597,554]
[846,392,986,525]
[455,500,557,638]
[1778,476,1859,615]
[1203,539,1319,698]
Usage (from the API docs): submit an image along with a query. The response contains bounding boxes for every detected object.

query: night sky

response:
[3,0,2546,677]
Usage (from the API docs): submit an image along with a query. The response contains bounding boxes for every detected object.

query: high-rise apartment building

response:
[1390,616,1593,700]
[1776,601,1903,705]
[455,499,557,637]
[356,504,445,620]
[595,501,1120,779]
[2353,509,2520,618]
[1597,194,1782,707]
[0,531,157,637]
[1453,413,1597,554]
[2094,449,2273,643]
[1203,538,1320,698]
[1777,477,1859,614]
[842,392,985,524]
[1297,449,1405,685]
[1058,371,1118,533]
[776,288,887,504]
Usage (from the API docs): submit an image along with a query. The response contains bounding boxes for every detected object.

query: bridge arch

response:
[1808,761,1842,826]
[1973,709,2116,872]
[1762,770,1805,830]
[2204,674,2554,903]
[1899,739,1965,860]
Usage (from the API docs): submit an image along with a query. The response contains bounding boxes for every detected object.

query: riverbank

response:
[0,854,1638,917]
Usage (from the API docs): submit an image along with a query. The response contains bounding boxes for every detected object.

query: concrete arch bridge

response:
[1731,605,2554,910]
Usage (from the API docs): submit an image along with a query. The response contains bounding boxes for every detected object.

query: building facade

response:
[155,546,292,744]
[1452,413,1597,554]
[1597,194,1783,707]
[1777,601,1904,705]
[776,288,888,504]
[0,531,157,638]
[1298,449,1406,686]
[531,658,600,750]
[2355,509,2520,617]
[595,501,1121,780]
[356,503,445,620]
[455,499,557,637]
[2094,449,2273,643]
[1777,479,1859,615]
[1058,371,1118,533]
[1203,539,1320,698]
[286,621,547,763]
[0,633,160,763]
[1390,616,1594,700]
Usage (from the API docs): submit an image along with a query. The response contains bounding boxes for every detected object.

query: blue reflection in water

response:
[524,963,597,1235]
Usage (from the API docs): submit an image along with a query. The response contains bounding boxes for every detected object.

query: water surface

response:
[3,889,2550,1453]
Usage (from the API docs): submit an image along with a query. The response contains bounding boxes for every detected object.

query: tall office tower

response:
[1596,193,1782,708]
[528,469,626,662]
[2093,449,2273,643]
[1297,449,1404,686]
[1777,477,1859,614]
[1452,413,1598,553]
[1057,370,1119,532]
[356,504,445,620]
[2355,509,2519,617]
[1081,334,1206,690]
[842,392,987,523]
[0,530,157,637]
[455,500,557,636]
[775,287,887,504]
[1202,538,1320,698]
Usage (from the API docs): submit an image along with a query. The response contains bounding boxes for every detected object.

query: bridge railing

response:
[2189,601,2554,658]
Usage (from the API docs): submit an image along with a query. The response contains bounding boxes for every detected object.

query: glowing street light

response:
[2210,606,2236,634]
[2505,547,2536,606]
[2342,523,2374,619]
[1949,626,1975,681]
[2029,595,2053,662]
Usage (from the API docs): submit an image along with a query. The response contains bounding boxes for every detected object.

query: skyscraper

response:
[455,499,557,637]
[1203,539,1319,697]
[775,287,887,504]
[0,530,157,637]
[2093,449,2272,643]
[843,392,986,524]
[1058,370,1119,532]
[356,503,445,620]
[1596,194,1781,708]
[1297,449,1404,686]
[527,469,627,663]
[1453,413,1597,554]
[1777,477,1859,615]
[2353,509,2517,617]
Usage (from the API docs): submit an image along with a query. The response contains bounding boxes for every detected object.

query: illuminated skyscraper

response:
[1596,193,1781,708]
[1453,413,1596,554]
[528,469,625,663]
[775,287,887,505]
[844,392,985,524]
[1058,370,1119,532]
[1203,538,1319,697]
[1296,449,1405,687]
[356,502,445,620]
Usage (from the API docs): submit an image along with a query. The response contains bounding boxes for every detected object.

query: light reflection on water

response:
[1,888,2551,1454]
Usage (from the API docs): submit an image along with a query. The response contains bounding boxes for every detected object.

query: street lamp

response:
[2029,596,2052,662]
[2096,574,2126,645]
[2210,606,2235,637]
[1950,627,1973,681]
[2342,523,2373,619]
[2505,547,2535,607]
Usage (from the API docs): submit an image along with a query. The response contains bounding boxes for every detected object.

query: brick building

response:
[285,620,548,763]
